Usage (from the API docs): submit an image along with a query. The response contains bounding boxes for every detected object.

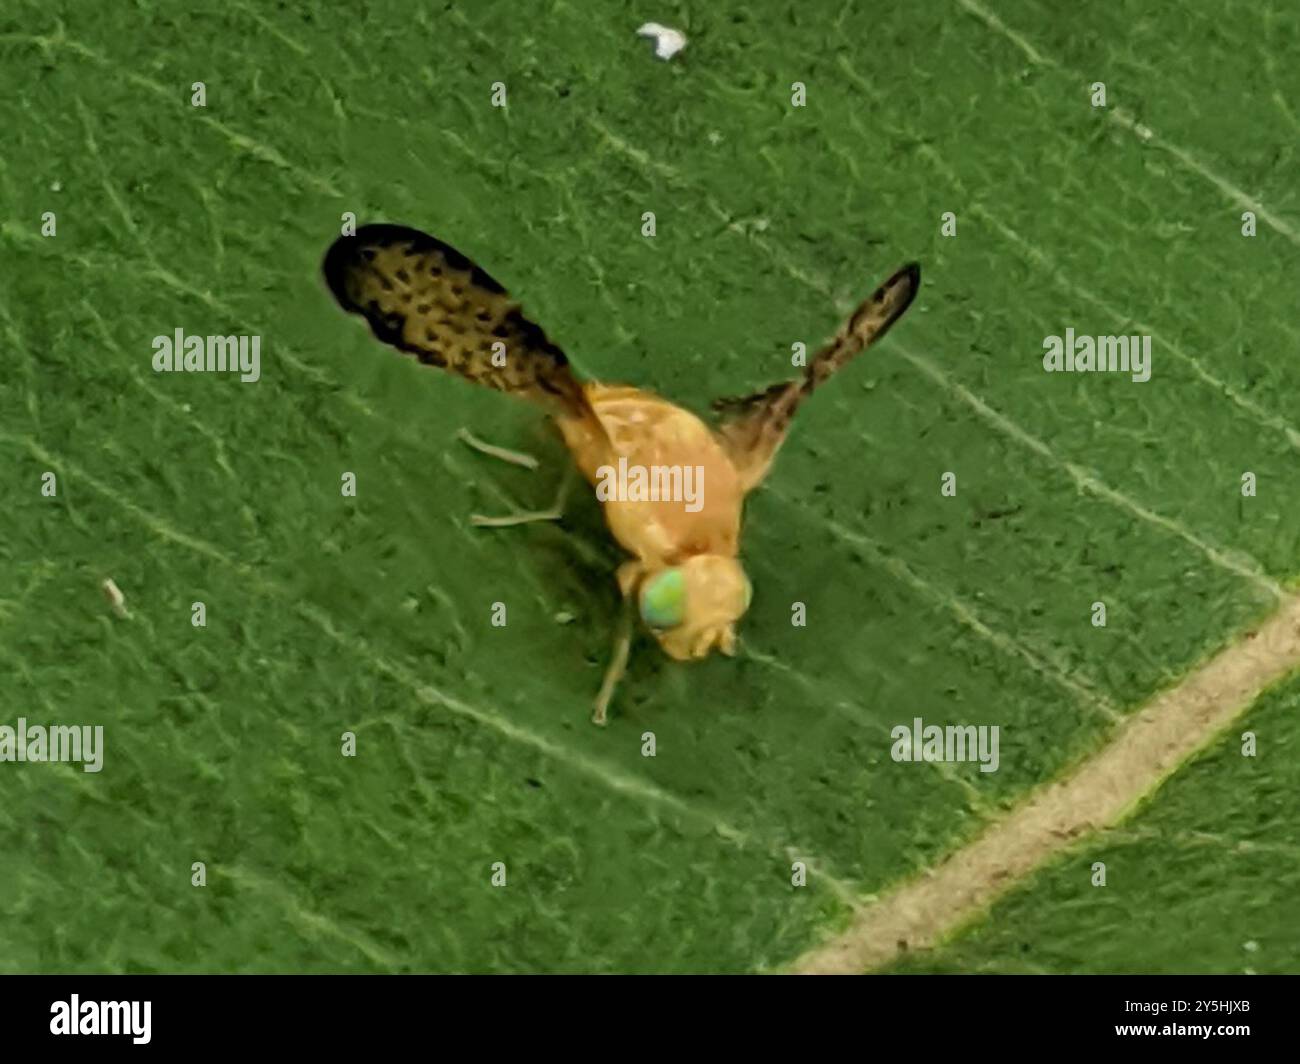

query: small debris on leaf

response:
[637,22,687,61]
[101,578,130,619]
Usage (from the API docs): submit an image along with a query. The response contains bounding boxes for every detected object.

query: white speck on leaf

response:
[637,22,687,61]
[101,578,129,619]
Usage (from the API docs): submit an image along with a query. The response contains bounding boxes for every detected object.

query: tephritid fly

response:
[323,224,920,724]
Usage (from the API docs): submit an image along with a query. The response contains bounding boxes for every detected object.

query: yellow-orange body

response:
[558,384,741,564]
[557,384,750,660]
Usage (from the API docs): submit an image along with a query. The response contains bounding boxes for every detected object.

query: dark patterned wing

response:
[322,223,589,416]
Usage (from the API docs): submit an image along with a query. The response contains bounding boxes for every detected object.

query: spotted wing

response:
[322,223,589,417]
[714,262,921,491]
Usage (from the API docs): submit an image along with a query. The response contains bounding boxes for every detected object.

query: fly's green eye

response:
[640,569,686,629]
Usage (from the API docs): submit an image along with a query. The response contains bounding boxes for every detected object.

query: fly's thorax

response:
[567,385,744,564]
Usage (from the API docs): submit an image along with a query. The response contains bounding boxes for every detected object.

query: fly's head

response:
[636,555,752,661]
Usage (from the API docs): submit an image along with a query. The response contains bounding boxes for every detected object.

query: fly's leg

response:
[469,468,573,527]
[592,595,634,726]
[458,427,574,527]
[457,428,540,470]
